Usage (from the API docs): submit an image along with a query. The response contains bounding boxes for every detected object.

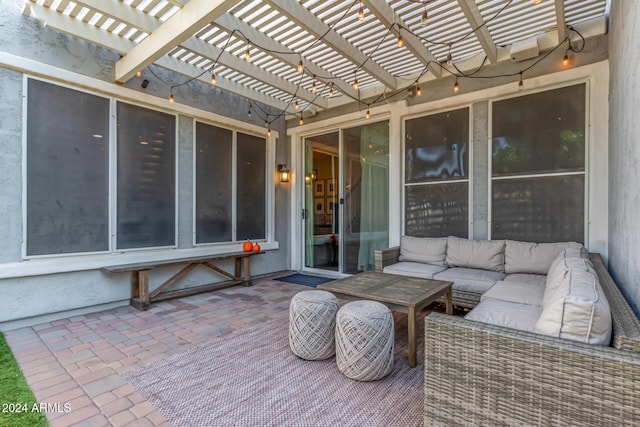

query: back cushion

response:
[504,240,573,274]
[535,269,612,346]
[445,236,505,272]
[398,235,448,266]
[544,249,595,306]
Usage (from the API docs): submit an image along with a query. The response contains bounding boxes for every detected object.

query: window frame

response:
[21,75,276,261]
[192,119,274,247]
[401,105,474,238]
[487,81,590,243]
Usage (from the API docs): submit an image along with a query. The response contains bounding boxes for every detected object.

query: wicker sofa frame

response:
[374,246,481,308]
[423,253,640,426]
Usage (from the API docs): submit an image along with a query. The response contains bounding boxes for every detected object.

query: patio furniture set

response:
[374,235,640,425]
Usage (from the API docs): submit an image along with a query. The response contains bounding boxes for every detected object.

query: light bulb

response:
[294,100,299,110]
[136,71,142,77]
[211,73,216,85]
[169,93,174,103]
[562,53,570,66]
[420,10,428,27]
[358,6,364,21]
[518,76,524,90]
[299,116,304,126]
[248,107,252,118]
[311,80,316,94]
[446,53,453,66]
[267,127,271,137]
[533,0,543,4]
[329,84,334,97]
[416,85,422,96]
[353,78,358,91]
[453,80,459,93]
[397,35,404,48]
[297,60,304,73]
[245,47,251,61]
[365,109,370,119]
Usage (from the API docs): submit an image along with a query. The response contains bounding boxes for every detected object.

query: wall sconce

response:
[277,164,290,183]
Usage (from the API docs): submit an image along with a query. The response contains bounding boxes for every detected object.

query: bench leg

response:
[242,256,252,286]
[130,270,150,311]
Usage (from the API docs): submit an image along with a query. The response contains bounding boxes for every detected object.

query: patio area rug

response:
[274,273,334,287]
[123,314,423,426]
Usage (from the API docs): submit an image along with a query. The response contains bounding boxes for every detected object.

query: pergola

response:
[23,0,608,121]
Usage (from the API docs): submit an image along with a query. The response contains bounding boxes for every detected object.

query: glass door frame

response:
[300,129,345,276]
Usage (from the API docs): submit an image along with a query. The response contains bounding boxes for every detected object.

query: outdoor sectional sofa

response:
[375,236,640,425]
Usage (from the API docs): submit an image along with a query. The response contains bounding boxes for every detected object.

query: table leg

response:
[446,289,453,315]
[408,306,417,368]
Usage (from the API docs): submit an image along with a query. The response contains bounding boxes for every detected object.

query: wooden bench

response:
[102,251,263,310]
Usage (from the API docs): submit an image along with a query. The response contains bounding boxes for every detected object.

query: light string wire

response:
[145,0,581,128]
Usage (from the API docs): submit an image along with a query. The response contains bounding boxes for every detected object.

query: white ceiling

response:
[23,0,609,119]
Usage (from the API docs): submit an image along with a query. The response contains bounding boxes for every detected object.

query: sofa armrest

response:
[424,312,640,426]
[374,246,400,272]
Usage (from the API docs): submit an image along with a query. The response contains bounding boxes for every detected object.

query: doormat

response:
[275,273,334,287]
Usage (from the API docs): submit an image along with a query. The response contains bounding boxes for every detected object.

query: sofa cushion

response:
[544,251,596,306]
[383,262,447,279]
[398,235,447,266]
[481,280,545,306]
[503,273,547,287]
[535,269,612,345]
[465,298,542,333]
[504,240,573,274]
[445,236,506,272]
[434,267,505,294]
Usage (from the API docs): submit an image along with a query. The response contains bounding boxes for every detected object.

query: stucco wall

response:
[608,0,640,315]
[0,0,290,329]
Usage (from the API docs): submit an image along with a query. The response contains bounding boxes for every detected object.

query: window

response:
[26,79,110,256]
[404,108,470,237]
[116,102,176,249]
[491,84,586,242]
[195,123,266,243]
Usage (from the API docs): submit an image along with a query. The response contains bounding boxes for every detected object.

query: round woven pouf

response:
[335,300,394,381]
[289,290,340,360]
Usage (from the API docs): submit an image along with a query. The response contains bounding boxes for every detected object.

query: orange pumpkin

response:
[253,244,261,252]
[243,241,254,252]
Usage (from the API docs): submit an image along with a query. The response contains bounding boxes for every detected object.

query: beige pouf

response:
[289,290,340,360]
[335,300,394,381]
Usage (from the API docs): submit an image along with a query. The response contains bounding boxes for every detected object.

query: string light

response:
[294,100,299,110]
[248,106,252,118]
[136,71,142,77]
[267,126,271,137]
[420,8,428,27]
[299,115,304,126]
[144,0,584,125]
[365,109,370,119]
[518,73,524,90]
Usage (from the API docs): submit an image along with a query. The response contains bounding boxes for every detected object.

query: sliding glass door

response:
[303,121,389,274]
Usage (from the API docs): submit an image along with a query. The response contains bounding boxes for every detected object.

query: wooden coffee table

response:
[318,271,452,368]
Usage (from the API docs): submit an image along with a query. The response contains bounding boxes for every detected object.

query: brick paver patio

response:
[4,273,307,427]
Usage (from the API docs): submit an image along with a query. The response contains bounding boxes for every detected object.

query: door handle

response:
[302,208,309,220]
